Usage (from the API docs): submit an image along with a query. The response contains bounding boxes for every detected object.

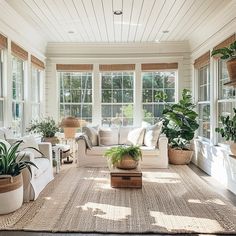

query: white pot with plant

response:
[0,140,37,214]
[104,145,142,170]
[162,89,199,165]
[215,108,236,156]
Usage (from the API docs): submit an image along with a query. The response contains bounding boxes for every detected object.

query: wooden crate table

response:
[110,167,142,188]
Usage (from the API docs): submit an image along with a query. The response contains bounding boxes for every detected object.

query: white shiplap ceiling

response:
[5,0,233,44]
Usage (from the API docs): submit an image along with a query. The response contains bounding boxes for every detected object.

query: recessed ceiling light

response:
[162,30,169,34]
[68,30,76,34]
[113,10,123,15]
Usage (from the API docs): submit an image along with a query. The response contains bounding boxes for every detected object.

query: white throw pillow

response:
[144,122,163,148]
[18,135,42,157]
[119,127,132,145]
[83,126,99,146]
[126,127,145,145]
[98,128,119,146]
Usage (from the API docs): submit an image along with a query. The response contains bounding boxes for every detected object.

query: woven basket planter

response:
[116,155,139,170]
[0,173,23,214]
[168,148,193,165]
[226,59,236,84]
[43,136,59,145]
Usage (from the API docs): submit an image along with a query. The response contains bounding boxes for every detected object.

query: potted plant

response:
[28,117,60,145]
[0,140,37,214]
[162,89,199,164]
[104,145,142,169]
[215,108,236,156]
[211,40,236,85]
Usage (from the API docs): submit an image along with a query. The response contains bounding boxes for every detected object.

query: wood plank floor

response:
[0,163,235,236]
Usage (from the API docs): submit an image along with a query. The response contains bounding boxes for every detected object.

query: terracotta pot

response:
[226,59,236,84]
[116,155,139,170]
[0,173,23,214]
[43,136,59,145]
[168,148,193,165]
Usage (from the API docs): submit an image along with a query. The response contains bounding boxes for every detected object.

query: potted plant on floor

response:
[162,89,199,164]
[104,145,142,169]
[0,140,37,214]
[211,40,236,85]
[28,117,60,145]
[215,108,236,156]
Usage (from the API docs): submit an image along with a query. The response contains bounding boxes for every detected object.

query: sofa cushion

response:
[33,157,50,178]
[144,122,162,148]
[83,126,98,146]
[140,146,160,156]
[127,127,145,145]
[18,135,42,157]
[98,128,119,146]
[87,146,117,156]
[119,127,132,144]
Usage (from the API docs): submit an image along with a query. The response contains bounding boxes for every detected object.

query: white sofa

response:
[0,128,54,202]
[77,125,168,169]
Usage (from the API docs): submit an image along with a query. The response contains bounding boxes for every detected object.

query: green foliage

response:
[0,141,37,177]
[104,146,142,165]
[215,108,236,142]
[28,117,60,138]
[155,91,168,102]
[162,89,199,149]
[211,40,236,60]
[143,109,154,123]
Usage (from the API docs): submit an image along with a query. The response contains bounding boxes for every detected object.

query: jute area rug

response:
[0,165,236,234]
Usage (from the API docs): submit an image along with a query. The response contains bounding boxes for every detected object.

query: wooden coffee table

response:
[110,166,142,188]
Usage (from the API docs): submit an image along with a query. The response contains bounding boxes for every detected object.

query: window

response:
[101,72,134,126]
[197,65,210,138]
[59,72,92,123]
[31,66,41,119]
[217,60,236,143]
[12,56,24,136]
[142,71,176,124]
[0,50,3,126]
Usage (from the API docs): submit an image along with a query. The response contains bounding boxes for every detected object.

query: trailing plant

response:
[211,40,236,60]
[0,140,37,177]
[28,117,60,138]
[215,108,236,142]
[162,89,199,150]
[104,145,142,166]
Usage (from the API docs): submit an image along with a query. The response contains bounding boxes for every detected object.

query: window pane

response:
[198,66,209,101]
[142,71,176,124]
[0,100,3,126]
[101,72,134,126]
[198,103,210,139]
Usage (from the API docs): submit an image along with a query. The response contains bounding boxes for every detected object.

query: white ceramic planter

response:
[0,174,23,215]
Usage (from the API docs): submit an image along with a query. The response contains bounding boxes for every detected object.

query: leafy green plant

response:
[0,140,37,177]
[215,108,236,142]
[28,117,59,138]
[104,145,142,166]
[162,89,199,150]
[211,40,236,60]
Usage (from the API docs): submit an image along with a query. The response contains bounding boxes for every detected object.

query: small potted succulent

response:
[215,108,236,156]
[28,117,60,145]
[104,145,142,169]
[0,140,37,214]
[211,40,236,85]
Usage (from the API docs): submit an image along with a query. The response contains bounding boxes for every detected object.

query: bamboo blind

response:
[31,55,45,70]
[213,34,236,51]
[194,51,210,69]
[56,64,93,71]
[11,42,28,61]
[141,63,178,71]
[99,64,135,71]
[0,33,7,49]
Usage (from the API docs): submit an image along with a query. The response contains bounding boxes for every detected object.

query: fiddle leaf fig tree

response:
[162,89,199,150]
[215,108,236,142]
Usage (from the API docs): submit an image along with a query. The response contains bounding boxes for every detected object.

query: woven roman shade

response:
[31,55,45,70]
[0,33,7,49]
[141,63,178,71]
[99,64,135,71]
[11,42,28,61]
[56,64,93,71]
[213,34,236,51]
[194,51,210,69]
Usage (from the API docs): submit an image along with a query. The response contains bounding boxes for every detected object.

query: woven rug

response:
[0,165,236,234]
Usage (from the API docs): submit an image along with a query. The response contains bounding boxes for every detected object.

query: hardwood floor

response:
[0,164,235,236]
